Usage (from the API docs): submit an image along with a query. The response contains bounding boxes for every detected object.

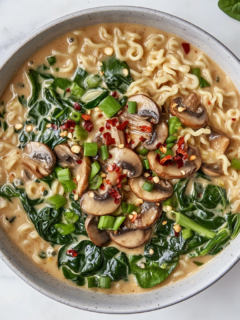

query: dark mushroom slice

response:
[169,93,208,129]
[22,141,56,179]
[208,131,230,153]
[85,215,110,247]
[75,156,91,197]
[119,110,153,140]
[128,176,173,202]
[106,147,143,178]
[109,228,152,249]
[80,189,121,216]
[54,143,82,168]
[128,94,161,124]
[148,145,202,179]
[201,161,224,177]
[124,202,162,230]
[143,121,168,150]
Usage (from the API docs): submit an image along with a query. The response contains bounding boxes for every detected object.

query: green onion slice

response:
[46,195,67,209]
[54,223,75,236]
[84,142,98,157]
[128,101,137,114]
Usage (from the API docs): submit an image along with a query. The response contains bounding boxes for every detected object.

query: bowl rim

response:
[0,5,240,314]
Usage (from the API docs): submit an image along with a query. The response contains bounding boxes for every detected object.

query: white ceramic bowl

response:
[0,6,240,314]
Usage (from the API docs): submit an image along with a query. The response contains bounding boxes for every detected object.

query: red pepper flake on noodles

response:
[159,155,173,166]
[107,118,118,127]
[84,120,93,132]
[73,102,81,110]
[82,114,91,121]
[116,120,129,131]
[232,118,236,121]
[182,43,190,54]
[103,132,116,146]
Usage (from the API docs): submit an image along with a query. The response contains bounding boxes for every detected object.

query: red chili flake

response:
[111,91,117,98]
[208,101,211,105]
[107,163,117,172]
[68,129,74,133]
[116,120,129,131]
[66,88,71,93]
[117,184,122,189]
[99,126,105,132]
[73,190,76,194]
[117,174,126,184]
[100,184,105,191]
[114,199,120,204]
[232,118,236,121]
[159,155,173,166]
[177,136,185,149]
[115,166,121,174]
[147,176,153,181]
[107,118,118,127]
[109,154,112,159]
[177,148,188,160]
[174,154,184,168]
[139,136,146,142]
[82,114,91,121]
[77,160,82,165]
[124,132,130,148]
[51,124,58,130]
[103,132,116,146]
[105,122,111,130]
[106,179,111,185]
[98,114,103,118]
[60,119,76,130]
[174,231,180,237]
[182,43,190,54]
[108,188,121,200]
[156,142,166,149]
[67,249,78,257]
[73,102,81,110]
[73,178,77,184]
[140,126,152,133]
[84,120,93,132]
[118,110,123,116]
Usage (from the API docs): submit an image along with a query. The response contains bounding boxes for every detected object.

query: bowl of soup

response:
[0,6,240,313]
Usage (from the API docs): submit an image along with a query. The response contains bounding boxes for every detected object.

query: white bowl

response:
[0,6,240,314]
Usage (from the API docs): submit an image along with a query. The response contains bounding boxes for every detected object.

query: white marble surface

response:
[1,0,240,319]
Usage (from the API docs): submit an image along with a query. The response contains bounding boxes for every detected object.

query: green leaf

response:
[51,78,72,91]
[28,69,41,106]
[101,56,133,93]
[198,184,228,209]
[129,255,178,288]
[28,101,51,124]
[218,0,240,21]
[47,56,57,66]
[200,77,210,88]
[168,116,182,135]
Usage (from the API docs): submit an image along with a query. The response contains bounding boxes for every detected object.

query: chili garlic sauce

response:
[0,23,239,294]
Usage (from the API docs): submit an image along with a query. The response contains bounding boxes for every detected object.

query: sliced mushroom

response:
[148,145,202,179]
[119,110,153,140]
[169,93,208,129]
[75,156,91,197]
[128,94,161,124]
[201,131,230,177]
[143,121,168,150]
[106,147,143,178]
[85,215,110,247]
[129,176,173,202]
[109,228,152,249]
[22,142,56,179]
[111,126,125,146]
[80,189,121,216]
[54,143,81,168]
[124,202,162,230]
[201,161,224,177]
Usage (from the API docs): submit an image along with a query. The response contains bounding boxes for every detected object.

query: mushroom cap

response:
[22,142,56,179]
[109,228,152,249]
[124,202,162,230]
[106,147,143,178]
[209,131,230,153]
[128,176,173,202]
[85,215,110,247]
[169,93,208,129]
[147,145,202,179]
[54,143,81,168]
[128,94,161,124]
[75,156,91,197]
[201,160,224,177]
[80,190,121,216]
[143,121,168,150]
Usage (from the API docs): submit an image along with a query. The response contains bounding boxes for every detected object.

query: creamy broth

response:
[0,23,239,294]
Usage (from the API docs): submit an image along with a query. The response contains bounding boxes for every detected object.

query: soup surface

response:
[0,23,240,294]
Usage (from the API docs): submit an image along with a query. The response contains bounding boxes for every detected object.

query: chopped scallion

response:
[128,101,137,114]
[137,148,148,156]
[84,142,98,157]
[64,211,79,224]
[182,228,194,240]
[100,145,109,160]
[47,55,56,66]
[85,74,102,88]
[112,216,126,230]
[99,95,122,118]
[71,82,85,98]
[87,276,99,288]
[72,125,88,141]
[231,159,240,170]
[142,181,154,192]
[54,223,75,236]
[57,168,71,181]
[89,161,100,181]
[98,216,115,230]
[46,195,67,209]
[99,276,111,289]
[69,111,81,122]
[89,175,102,190]
[143,159,150,170]
[166,135,177,143]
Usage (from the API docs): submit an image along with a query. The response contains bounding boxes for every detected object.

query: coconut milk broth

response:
[0,23,239,294]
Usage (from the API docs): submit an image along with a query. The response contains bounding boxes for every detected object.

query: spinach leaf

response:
[101,56,133,93]
[28,69,41,106]
[168,116,182,135]
[18,95,27,107]
[98,247,129,281]
[28,101,51,124]
[198,184,228,209]
[129,255,178,288]
[74,217,88,236]
[62,266,85,286]
[73,68,88,88]
[51,78,72,91]
[218,0,240,21]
